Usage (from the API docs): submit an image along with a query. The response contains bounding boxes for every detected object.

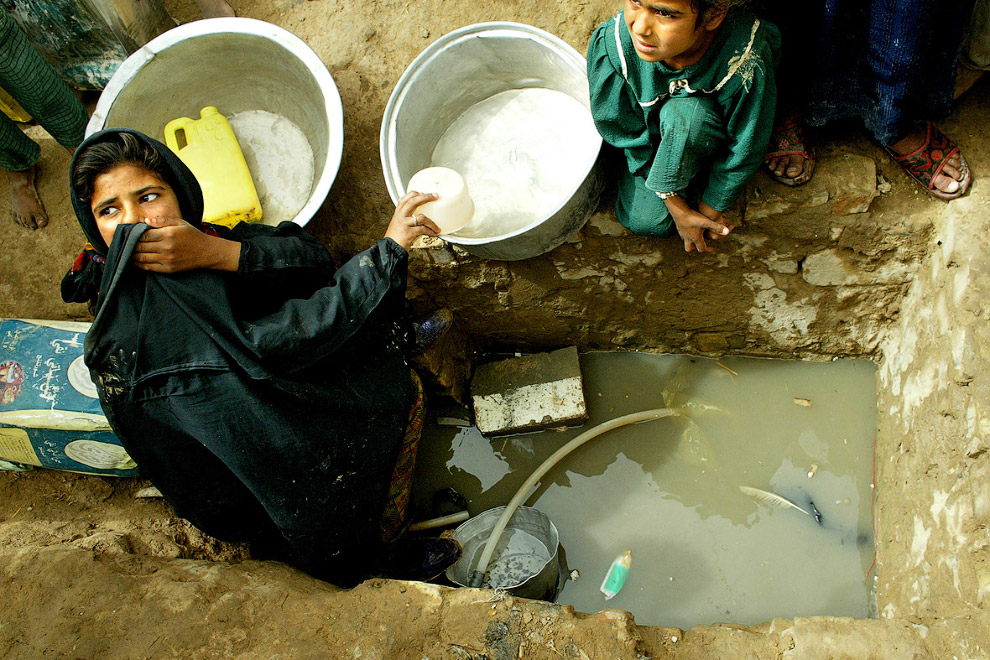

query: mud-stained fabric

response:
[760,0,976,146]
[0,11,87,171]
[587,10,780,221]
[70,129,415,586]
[963,0,990,70]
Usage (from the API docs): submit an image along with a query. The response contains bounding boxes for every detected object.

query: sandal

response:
[763,119,816,187]
[411,307,453,353]
[885,122,972,200]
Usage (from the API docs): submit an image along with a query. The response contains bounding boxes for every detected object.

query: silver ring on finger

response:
[412,215,419,227]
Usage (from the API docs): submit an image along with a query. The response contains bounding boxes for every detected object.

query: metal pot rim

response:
[87,17,344,228]
[380,22,602,246]
[446,505,561,590]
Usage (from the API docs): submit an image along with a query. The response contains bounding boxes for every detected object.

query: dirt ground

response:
[2,1,989,658]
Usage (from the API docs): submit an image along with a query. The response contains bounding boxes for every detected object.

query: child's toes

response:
[935,172,961,194]
[941,161,964,181]
[786,155,805,178]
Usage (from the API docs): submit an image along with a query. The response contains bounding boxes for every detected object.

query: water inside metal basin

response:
[381,23,603,261]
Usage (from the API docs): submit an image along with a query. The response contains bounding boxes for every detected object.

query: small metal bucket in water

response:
[446,506,564,602]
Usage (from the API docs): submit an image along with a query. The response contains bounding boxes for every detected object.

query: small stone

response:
[793,398,813,407]
[694,332,730,353]
[135,486,164,499]
[436,417,471,427]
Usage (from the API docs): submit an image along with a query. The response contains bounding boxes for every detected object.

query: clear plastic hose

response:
[468,408,678,588]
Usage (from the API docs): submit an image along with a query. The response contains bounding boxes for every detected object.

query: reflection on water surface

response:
[414,353,878,628]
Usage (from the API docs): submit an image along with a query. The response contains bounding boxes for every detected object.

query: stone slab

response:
[470,346,587,436]
[747,154,878,221]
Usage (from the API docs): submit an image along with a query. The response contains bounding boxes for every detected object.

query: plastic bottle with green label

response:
[600,550,632,600]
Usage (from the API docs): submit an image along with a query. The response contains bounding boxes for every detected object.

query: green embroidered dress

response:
[588,11,780,235]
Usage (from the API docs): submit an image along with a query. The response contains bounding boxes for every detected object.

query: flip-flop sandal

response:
[885,122,972,200]
[763,119,816,187]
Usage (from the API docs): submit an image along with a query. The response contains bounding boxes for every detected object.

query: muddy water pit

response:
[414,352,878,628]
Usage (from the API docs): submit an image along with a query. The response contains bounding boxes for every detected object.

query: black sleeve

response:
[240,238,408,373]
[218,220,339,317]
[227,220,336,284]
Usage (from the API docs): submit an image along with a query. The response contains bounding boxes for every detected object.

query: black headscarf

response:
[75,127,409,388]
[70,128,205,256]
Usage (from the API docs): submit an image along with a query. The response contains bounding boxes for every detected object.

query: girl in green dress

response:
[588,0,780,252]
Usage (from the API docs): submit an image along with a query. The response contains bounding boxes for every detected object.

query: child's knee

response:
[658,96,722,147]
[620,209,676,237]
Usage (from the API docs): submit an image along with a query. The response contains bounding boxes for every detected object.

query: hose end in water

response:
[468,570,485,588]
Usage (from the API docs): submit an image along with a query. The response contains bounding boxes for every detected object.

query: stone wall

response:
[874,191,990,652]
[405,143,923,364]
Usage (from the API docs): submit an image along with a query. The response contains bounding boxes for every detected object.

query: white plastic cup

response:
[406,167,475,234]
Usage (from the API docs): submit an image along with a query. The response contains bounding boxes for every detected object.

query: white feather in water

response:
[739,486,813,518]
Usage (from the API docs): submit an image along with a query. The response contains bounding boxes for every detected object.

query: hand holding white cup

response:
[406,167,475,235]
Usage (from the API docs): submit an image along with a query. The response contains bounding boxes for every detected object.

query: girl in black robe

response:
[62,128,451,586]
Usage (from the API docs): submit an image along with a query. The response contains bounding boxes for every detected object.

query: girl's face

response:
[90,163,181,248]
[624,0,723,69]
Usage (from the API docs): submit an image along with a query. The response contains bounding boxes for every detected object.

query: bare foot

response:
[8,165,48,230]
[888,127,966,196]
[767,152,812,183]
[193,0,235,18]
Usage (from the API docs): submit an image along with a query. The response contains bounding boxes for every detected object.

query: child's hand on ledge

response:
[664,197,733,253]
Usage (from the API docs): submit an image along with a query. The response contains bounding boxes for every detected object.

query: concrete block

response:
[470,346,587,436]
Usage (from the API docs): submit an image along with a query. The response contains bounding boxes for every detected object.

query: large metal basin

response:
[88,18,343,227]
[380,23,603,261]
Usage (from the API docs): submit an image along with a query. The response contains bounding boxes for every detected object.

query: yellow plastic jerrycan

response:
[164,106,262,228]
